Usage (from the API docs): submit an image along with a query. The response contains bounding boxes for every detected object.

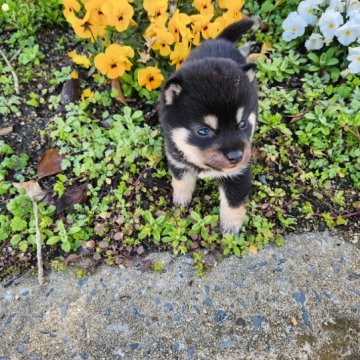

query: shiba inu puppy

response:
[159,19,257,235]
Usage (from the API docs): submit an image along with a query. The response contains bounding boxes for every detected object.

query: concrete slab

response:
[0,232,359,359]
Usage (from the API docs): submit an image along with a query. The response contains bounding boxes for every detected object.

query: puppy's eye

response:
[197,127,211,136]
[239,120,247,129]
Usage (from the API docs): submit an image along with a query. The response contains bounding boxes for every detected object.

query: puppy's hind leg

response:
[219,171,252,235]
[170,165,197,207]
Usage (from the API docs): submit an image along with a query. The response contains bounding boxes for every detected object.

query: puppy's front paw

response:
[220,203,246,236]
[220,219,243,236]
[173,189,193,206]
[171,171,197,207]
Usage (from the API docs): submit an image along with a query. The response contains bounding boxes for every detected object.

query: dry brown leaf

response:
[37,148,64,179]
[138,50,151,64]
[261,40,273,54]
[55,184,88,215]
[248,244,258,255]
[13,181,45,201]
[247,53,268,63]
[112,78,127,105]
[0,126,13,136]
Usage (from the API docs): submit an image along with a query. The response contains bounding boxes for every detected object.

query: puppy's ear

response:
[163,77,182,105]
[240,63,257,82]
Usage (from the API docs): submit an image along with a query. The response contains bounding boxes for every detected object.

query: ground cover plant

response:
[0,0,359,281]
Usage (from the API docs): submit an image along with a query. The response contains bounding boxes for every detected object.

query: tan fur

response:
[171,128,211,169]
[203,114,218,130]
[172,171,197,206]
[164,83,182,105]
[219,187,246,234]
[248,112,256,139]
[236,107,245,124]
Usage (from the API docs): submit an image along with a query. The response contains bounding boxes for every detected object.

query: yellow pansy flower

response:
[143,0,168,18]
[222,7,244,26]
[151,28,174,57]
[102,0,134,32]
[69,11,106,40]
[94,44,134,79]
[191,14,213,40]
[81,88,94,101]
[170,41,191,69]
[193,0,214,15]
[68,50,91,68]
[168,10,192,43]
[218,0,244,11]
[61,0,80,21]
[84,0,108,26]
[137,66,164,91]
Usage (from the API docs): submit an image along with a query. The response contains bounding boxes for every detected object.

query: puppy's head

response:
[159,58,257,173]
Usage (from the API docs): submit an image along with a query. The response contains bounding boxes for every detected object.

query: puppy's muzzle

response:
[225,150,243,164]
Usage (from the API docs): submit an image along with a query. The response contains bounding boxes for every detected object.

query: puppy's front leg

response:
[170,165,197,206]
[219,172,252,235]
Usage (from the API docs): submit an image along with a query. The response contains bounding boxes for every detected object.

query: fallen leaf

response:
[0,126,13,136]
[353,201,360,210]
[60,78,81,104]
[138,50,150,64]
[112,78,127,105]
[55,184,88,215]
[290,317,297,326]
[248,245,258,255]
[13,181,45,201]
[247,53,268,63]
[114,232,123,241]
[37,148,64,179]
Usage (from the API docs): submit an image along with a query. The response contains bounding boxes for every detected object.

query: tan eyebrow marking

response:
[236,107,245,123]
[248,112,256,139]
[203,114,218,130]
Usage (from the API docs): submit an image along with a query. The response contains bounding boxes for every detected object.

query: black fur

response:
[159,19,258,234]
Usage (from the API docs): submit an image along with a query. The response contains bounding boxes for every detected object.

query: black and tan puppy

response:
[159,19,257,235]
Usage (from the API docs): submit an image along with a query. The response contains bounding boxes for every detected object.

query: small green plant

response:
[307,47,341,82]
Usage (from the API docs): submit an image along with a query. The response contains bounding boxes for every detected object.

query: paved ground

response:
[0,231,359,360]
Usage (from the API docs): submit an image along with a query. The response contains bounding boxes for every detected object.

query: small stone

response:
[22,335,30,344]
[219,338,235,349]
[251,315,264,328]
[236,318,246,326]
[114,349,125,358]
[171,343,185,351]
[128,343,139,350]
[214,285,221,292]
[79,352,89,359]
[164,302,173,311]
[203,298,213,308]
[16,344,25,353]
[214,310,227,323]
[21,289,29,296]
[187,347,195,359]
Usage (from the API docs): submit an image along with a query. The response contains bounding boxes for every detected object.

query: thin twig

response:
[32,199,44,285]
[0,47,19,95]
[342,211,360,219]
[9,46,23,64]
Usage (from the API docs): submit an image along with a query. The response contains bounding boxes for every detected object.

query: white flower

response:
[347,45,360,60]
[298,1,319,25]
[1,3,9,12]
[318,9,344,40]
[329,0,345,12]
[336,21,360,45]
[347,0,360,21]
[282,12,307,41]
[347,46,360,73]
[305,32,325,50]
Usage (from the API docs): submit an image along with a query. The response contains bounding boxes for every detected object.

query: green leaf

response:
[61,241,71,252]
[10,217,27,232]
[47,235,61,245]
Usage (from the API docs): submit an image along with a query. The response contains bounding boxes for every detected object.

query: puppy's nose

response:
[226,150,243,164]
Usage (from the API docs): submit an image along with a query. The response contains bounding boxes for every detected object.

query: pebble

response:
[106,324,130,335]
[251,315,264,328]
[219,338,235,349]
[171,343,185,351]
[16,344,25,353]
[214,285,221,292]
[203,298,213,307]
[187,347,195,359]
[114,349,125,358]
[79,352,89,359]
[164,302,174,311]
[128,343,139,350]
[21,289,30,297]
[22,335,30,344]
[292,291,306,305]
[214,310,227,323]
